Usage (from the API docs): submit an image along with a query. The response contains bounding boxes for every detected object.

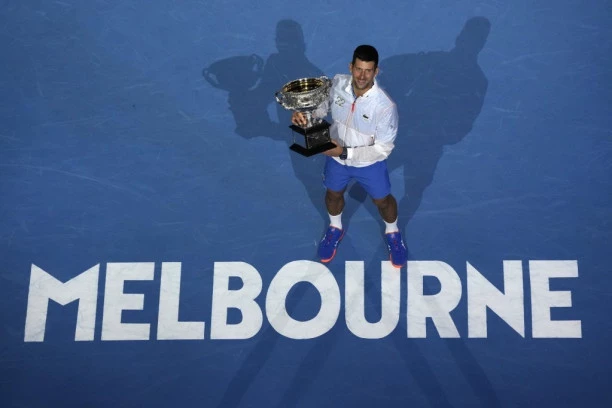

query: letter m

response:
[24,264,99,342]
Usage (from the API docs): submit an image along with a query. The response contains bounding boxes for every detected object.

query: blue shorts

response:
[323,157,391,200]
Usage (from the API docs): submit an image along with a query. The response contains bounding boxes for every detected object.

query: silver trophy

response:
[275,76,335,156]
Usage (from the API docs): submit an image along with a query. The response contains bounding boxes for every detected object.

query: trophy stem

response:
[300,111,322,128]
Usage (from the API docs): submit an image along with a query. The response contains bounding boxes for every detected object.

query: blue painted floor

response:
[2,1,611,407]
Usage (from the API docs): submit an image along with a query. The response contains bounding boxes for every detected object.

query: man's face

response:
[350,58,378,93]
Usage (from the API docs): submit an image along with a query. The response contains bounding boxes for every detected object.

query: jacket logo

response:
[334,96,346,107]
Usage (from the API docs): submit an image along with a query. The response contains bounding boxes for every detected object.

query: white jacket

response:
[317,74,399,167]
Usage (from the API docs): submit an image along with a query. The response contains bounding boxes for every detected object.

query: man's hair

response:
[352,45,379,67]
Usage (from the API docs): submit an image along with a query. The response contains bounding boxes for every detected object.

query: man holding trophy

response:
[285,44,408,268]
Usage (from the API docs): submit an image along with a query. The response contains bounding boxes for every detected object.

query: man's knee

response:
[326,189,345,201]
[372,194,393,208]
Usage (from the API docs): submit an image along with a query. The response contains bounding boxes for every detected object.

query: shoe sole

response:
[389,255,405,269]
[320,231,345,263]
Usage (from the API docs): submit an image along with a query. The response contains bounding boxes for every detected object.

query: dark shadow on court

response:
[203,19,328,226]
[347,16,490,234]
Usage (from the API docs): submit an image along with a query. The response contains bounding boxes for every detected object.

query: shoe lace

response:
[324,228,336,244]
[388,235,403,250]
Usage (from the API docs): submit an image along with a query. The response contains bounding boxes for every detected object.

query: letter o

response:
[266,261,340,339]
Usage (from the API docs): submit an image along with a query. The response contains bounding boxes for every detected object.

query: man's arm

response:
[346,104,398,162]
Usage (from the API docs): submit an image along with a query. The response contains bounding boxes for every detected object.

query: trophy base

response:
[288,120,334,157]
[289,141,336,157]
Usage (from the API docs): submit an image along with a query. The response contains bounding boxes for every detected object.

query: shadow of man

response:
[349,16,491,234]
[203,19,329,225]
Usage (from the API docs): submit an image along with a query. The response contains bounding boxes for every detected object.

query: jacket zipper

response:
[344,94,358,146]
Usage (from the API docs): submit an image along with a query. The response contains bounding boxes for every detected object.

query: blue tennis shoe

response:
[386,231,407,268]
[318,226,344,263]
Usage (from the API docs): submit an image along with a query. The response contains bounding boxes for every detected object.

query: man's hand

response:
[323,140,343,157]
[291,112,308,127]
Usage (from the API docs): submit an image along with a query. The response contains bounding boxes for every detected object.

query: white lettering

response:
[157,262,205,340]
[530,260,581,338]
[407,261,461,338]
[345,261,400,338]
[266,261,340,339]
[101,263,153,341]
[23,260,582,342]
[24,264,99,342]
[468,261,525,338]
[210,262,263,339]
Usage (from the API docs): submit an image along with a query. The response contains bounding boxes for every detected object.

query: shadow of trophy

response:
[203,54,266,136]
[275,76,335,157]
[203,54,264,91]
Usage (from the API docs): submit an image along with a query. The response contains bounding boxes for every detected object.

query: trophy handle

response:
[319,75,332,87]
[274,90,285,105]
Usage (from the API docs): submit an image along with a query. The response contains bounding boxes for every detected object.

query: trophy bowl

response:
[275,76,335,156]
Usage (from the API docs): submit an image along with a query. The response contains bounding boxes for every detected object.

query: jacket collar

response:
[345,77,378,98]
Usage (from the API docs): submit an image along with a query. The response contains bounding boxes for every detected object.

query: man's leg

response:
[373,194,407,268]
[372,194,398,224]
[318,188,347,262]
[319,158,349,262]
[356,161,407,269]
[325,188,345,220]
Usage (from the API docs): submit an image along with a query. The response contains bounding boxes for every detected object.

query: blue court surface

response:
[2,1,612,407]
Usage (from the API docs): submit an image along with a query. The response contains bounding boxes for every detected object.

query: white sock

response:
[329,213,343,230]
[384,218,398,234]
